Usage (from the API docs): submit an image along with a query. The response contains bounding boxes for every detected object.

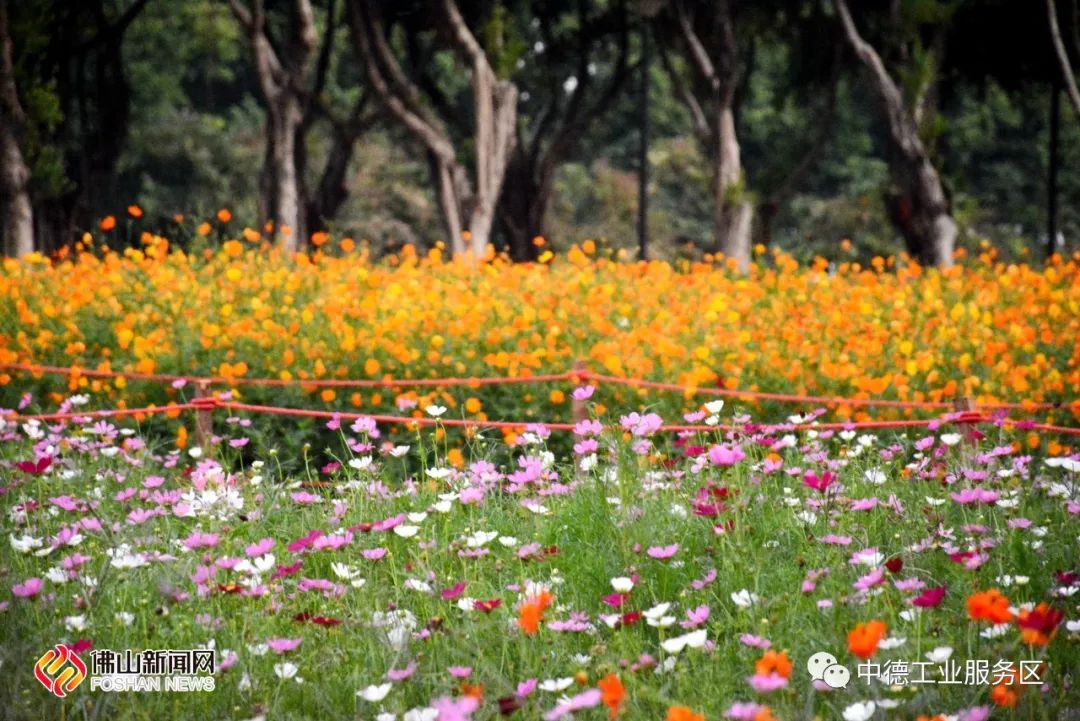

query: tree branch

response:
[1048,0,1080,118]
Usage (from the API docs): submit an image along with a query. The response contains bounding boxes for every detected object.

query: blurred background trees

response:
[1,0,1078,265]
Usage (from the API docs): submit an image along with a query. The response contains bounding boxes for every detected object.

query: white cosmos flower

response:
[610,577,634,593]
[64,615,87,632]
[426,467,452,480]
[407,512,428,523]
[704,400,725,414]
[433,501,453,513]
[730,589,759,608]
[539,677,574,692]
[358,683,393,702]
[864,469,887,485]
[404,708,438,721]
[643,602,671,620]
[924,646,952,663]
[10,534,43,554]
[465,530,498,548]
[331,562,360,579]
[274,662,299,679]
[877,636,906,649]
[498,536,519,547]
[349,456,373,470]
[393,525,419,538]
[389,445,411,458]
[661,629,707,654]
[842,701,876,721]
[425,405,446,417]
[980,623,1011,639]
[940,433,962,446]
[403,579,432,594]
[1046,457,1080,472]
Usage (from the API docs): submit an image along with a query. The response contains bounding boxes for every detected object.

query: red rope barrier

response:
[4,402,201,423]
[579,372,1067,412]
[5,398,1078,435]
[0,361,1074,414]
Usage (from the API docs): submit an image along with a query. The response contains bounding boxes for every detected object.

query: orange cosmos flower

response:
[517,590,553,636]
[127,205,143,218]
[666,706,704,721]
[596,674,624,719]
[754,650,792,679]
[966,589,1013,624]
[99,215,116,231]
[217,208,232,223]
[1016,603,1064,646]
[847,620,887,659]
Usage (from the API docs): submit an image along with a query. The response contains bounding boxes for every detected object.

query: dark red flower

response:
[1054,570,1079,586]
[271,560,303,580]
[619,611,642,627]
[885,557,904,574]
[473,599,502,613]
[15,456,52,475]
[497,695,522,715]
[912,585,947,608]
[441,582,467,600]
[71,639,93,654]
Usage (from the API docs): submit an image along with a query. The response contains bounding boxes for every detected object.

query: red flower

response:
[474,599,502,613]
[912,585,947,608]
[884,557,903,574]
[1016,603,1064,646]
[15,456,52,475]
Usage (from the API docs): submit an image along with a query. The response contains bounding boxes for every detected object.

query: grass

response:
[0,397,1077,721]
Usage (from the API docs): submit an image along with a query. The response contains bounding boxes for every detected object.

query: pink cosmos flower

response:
[246,538,274,557]
[447,666,472,678]
[647,544,679,560]
[387,662,417,681]
[12,577,43,598]
[266,637,302,654]
[747,673,788,692]
[362,547,388,561]
[544,688,603,720]
[442,582,467,600]
[739,634,771,649]
[708,445,746,466]
[803,470,835,493]
[681,604,710,629]
[431,695,479,721]
[182,531,219,550]
[726,703,769,721]
[572,385,595,401]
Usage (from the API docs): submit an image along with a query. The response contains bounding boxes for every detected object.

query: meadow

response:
[0,236,1079,720]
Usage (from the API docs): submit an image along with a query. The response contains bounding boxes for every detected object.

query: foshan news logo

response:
[34,645,216,697]
[34,644,87,698]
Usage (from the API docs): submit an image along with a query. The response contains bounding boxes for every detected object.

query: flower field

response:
[1,241,1079,720]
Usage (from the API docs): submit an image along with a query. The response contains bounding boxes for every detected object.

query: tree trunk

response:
[0,133,34,257]
[267,100,305,251]
[835,0,955,268]
[0,0,33,257]
[712,105,752,270]
[498,152,545,261]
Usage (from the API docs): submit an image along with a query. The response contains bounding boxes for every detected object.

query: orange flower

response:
[754,650,792,679]
[967,589,1013,624]
[666,706,704,721]
[99,215,116,231]
[1016,603,1064,646]
[217,208,232,223]
[517,590,553,635]
[311,230,329,247]
[127,205,143,218]
[196,222,211,236]
[596,674,624,719]
[847,620,887,659]
[459,680,484,701]
[990,682,1019,708]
